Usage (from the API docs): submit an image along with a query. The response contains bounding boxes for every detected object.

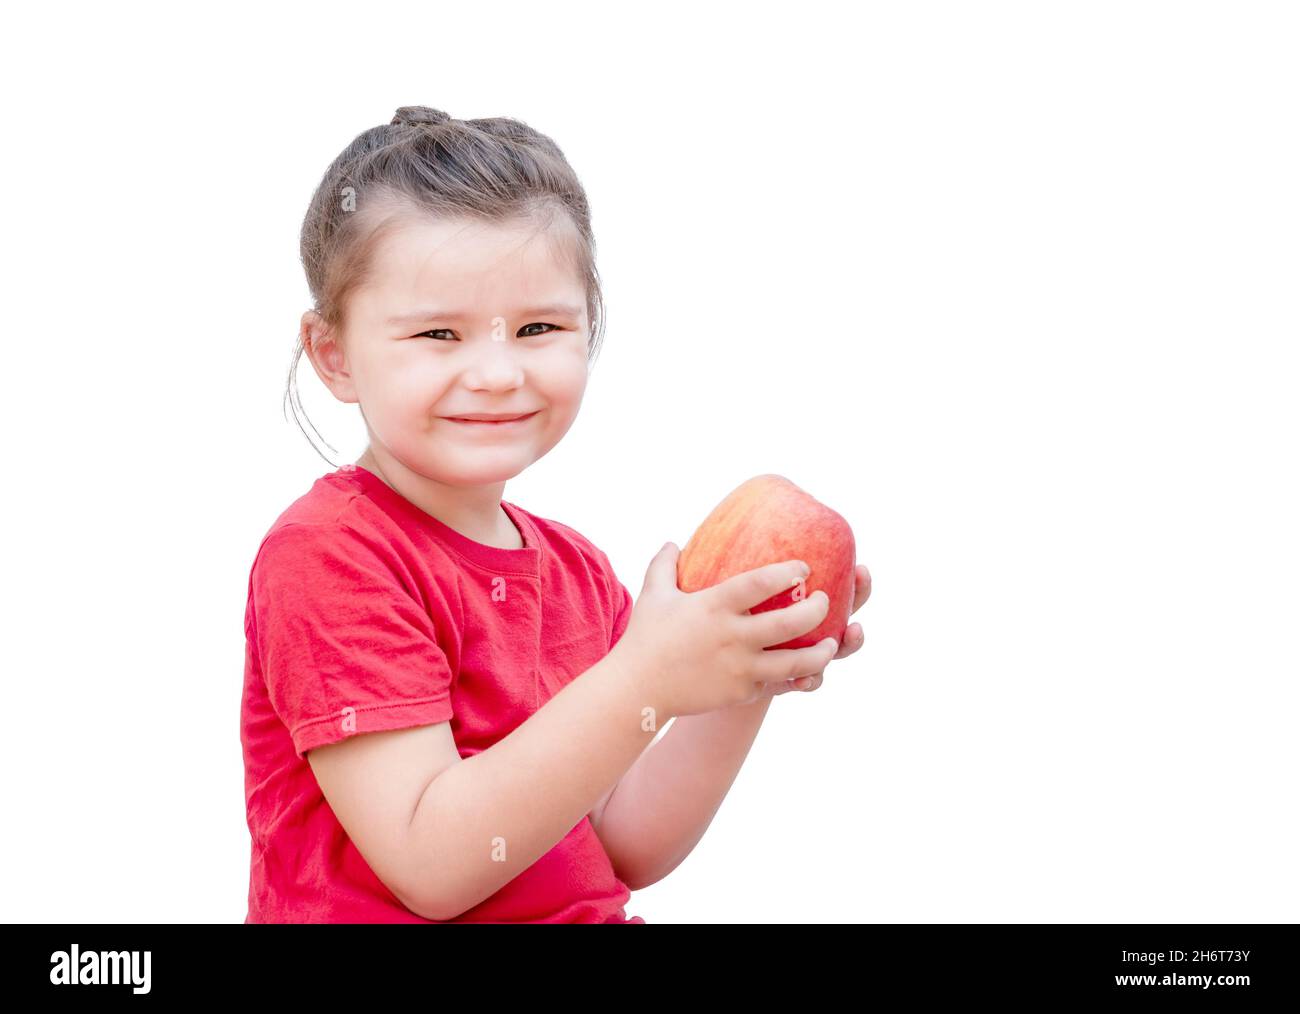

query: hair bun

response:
[391,106,452,127]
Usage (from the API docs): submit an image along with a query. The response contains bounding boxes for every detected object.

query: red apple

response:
[676,475,856,651]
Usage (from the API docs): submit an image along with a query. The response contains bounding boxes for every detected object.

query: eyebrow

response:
[386,304,584,326]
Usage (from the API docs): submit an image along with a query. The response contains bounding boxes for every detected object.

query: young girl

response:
[240,105,872,924]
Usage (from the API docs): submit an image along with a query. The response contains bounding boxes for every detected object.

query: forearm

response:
[405,647,659,920]
[596,694,773,890]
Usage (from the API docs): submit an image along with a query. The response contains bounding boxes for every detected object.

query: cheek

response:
[535,345,590,404]
[373,357,450,412]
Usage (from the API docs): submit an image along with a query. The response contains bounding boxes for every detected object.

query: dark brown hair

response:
[284,105,607,463]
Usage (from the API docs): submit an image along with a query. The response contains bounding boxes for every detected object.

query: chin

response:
[434,454,534,487]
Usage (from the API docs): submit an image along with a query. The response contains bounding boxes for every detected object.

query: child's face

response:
[327,214,590,488]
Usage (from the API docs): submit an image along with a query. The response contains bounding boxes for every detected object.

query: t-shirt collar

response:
[338,464,541,574]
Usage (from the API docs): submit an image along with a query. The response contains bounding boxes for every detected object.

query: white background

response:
[2,0,1296,923]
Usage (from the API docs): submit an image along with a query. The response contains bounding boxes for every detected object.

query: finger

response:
[850,564,872,616]
[713,559,810,615]
[754,677,797,699]
[757,673,815,699]
[643,541,682,594]
[761,668,827,698]
[744,588,830,648]
[754,636,840,685]
[833,622,863,660]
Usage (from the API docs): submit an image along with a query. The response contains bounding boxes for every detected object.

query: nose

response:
[461,335,526,392]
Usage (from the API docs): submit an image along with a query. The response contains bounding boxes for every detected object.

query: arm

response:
[592,564,874,890]
[398,647,658,919]
[591,694,773,891]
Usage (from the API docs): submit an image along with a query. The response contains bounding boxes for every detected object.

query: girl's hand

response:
[764,563,871,699]
[613,544,841,719]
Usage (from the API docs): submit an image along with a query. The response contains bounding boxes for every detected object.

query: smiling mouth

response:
[442,411,540,426]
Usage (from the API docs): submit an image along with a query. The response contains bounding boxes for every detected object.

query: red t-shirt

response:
[241,464,644,923]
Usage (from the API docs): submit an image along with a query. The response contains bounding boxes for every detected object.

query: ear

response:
[300,310,358,404]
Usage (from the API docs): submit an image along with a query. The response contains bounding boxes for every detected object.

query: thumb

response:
[643,540,681,593]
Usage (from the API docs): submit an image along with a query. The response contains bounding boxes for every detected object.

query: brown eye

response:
[519,323,561,337]
[414,329,456,341]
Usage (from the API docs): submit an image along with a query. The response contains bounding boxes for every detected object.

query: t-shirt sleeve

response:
[609,578,633,651]
[248,522,456,758]
[599,553,634,652]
